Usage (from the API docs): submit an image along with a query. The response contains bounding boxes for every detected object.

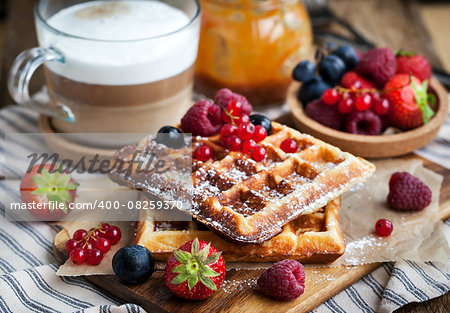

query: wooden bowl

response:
[288,77,448,158]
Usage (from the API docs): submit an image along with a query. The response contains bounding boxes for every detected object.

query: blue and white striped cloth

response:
[0,104,449,313]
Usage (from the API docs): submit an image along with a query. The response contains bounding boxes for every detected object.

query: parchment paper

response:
[57,159,449,275]
[332,158,449,266]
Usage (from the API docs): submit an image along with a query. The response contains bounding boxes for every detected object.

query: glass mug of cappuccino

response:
[9,0,200,146]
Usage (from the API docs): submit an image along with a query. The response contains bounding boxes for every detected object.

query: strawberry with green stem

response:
[164,238,226,300]
[20,164,78,219]
[384,74,435,130]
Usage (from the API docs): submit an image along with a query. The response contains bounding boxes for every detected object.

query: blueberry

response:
[249,114,272,134]
[292,61,315,82]
[156,126,184,149]
[332,45,359,70]
[324,42,338,52]
[112,245,155,284]
[297,77,331,106]
[318,55,346,84]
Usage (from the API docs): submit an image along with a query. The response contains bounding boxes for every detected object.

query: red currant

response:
[242,140,257,154]
[237,122,255,140]
[95,237,111,254]
[253,125,267,142]
[105,226,122,245]
[375,219,393,237]
[65,239,79,254]
[338,98,354,114]
[100,223,110,231]
[70,248,87,265]
[251,146,267,161]
[373,98,390,115]
[354,93,372,111]
[73,229,87,241]
[226,135,242,151]
[88,228,100,238]
[220,124,237,139]
[227,99,242,116]
[194,145,213,162]
[235,114,250,126]
[280,139,298,153]
[322,88,339,105]
[87,234,98,246]
[86,249,103,265]
[81,241,93,251]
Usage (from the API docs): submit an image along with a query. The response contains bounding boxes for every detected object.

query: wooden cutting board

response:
[53,155,450,313]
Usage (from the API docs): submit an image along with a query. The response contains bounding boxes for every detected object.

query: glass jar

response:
[195,0,312,106]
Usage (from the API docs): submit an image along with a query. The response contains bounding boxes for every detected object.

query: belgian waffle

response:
[110,122,375,244]
[136,197,345,263]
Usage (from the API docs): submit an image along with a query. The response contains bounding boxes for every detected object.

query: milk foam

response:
[37,1,199,85]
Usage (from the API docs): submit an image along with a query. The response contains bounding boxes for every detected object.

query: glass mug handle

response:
[8,47,75,122]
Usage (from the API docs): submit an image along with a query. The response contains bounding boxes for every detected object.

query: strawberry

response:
[164,238,225,300]
[20,163,78,220]
[384,74,435,130]
[395,50,432,82]
[340,71,376,90]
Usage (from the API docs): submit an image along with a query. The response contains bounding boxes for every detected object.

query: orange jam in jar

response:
[195,0,313,106]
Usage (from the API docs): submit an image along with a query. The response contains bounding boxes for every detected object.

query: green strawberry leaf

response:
[171,264,187,274]
[199,274,217,291]
[191,238,199,255]
[187,275,198,290]
[66,182,78,190]
[410,79,434,124]
[204,252,221,265]
[201,265,219,278]
[31,175,47,187]
[197,242,210,261]
[171,272,189,285]
[31,188,49,195]
[59,174,71,186]
[395,50,416,57]
[41,169,52,181]
[173,250,191,263]
[58,190,73,202]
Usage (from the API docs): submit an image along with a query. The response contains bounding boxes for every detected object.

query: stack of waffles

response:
[110,122,375,263]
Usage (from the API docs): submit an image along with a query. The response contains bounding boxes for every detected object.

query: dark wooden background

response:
[0,0,448,311]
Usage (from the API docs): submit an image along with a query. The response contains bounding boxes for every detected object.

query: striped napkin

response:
[0,104,448,313]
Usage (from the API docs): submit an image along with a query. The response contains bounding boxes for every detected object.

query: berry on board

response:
[164,238,226,300]
[387,172,432,211]
[257,259,306,300]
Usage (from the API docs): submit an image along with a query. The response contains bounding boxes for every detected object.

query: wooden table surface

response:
[0,0,448,311]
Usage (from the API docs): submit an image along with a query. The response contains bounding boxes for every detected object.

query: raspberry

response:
[181,100,223,136]
[305,99,344,130]
[215,88,253,116]
[257,259,305,300]
[356,48,396,87]
[387,172,432,211]
[345,110,382,135]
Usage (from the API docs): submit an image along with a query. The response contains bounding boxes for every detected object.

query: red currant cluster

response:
[194,100,268,162]
[65,223,122,265]
[322,87,390,115]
